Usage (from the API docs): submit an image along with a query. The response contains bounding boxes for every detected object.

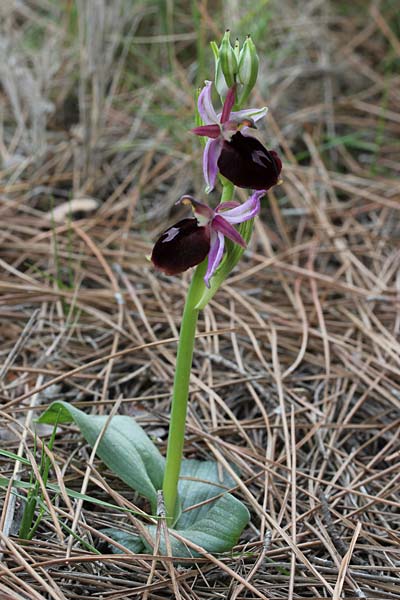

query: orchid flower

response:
[192,81,282,193]
[151,191,264,287]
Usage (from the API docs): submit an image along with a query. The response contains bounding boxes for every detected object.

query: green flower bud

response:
[238,35,259,93]
[219,29,238,88]
[215,58,229,100]
[234,38,240,61]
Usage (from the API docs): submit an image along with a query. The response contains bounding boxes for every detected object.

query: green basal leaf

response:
[146,492,249,558]
[195,218,254,310]
[151,459,249,557]
[38,401,165,510]
[39,405,249,557]
[102,528,145,554]
[177,459,240,528]
[106,459,250,558]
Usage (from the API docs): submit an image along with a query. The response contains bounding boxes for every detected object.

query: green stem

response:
[162,179,236,522]
[220,180,234,202]
[162,259,207,521]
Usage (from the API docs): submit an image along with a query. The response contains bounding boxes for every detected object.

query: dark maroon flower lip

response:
[217,132,282,190]
[151,218,210,276]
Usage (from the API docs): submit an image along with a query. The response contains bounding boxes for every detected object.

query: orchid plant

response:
[39,31,282,558]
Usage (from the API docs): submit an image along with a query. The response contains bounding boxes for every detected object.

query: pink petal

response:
[219,190,264,224]
[230,106,268,124]
[204,230,225,287]
[191,124,221,138]
[203,138,223,193]
[212,215,246,248]
[216,201,241,211]
[197,80,218,125]
[220,85,236,124]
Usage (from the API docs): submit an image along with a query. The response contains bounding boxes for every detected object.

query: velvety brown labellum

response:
[217,132,282,190]
[151,218,210,275]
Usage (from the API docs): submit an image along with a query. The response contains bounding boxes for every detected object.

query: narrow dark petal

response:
[151,218,210,275]
[178,195,214,221]
[220,85,236,124]
[217,132,282,190]
[191,124,221,138]
[212,215,246,248]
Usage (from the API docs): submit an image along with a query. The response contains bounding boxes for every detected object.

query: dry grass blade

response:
[332,521,363,600]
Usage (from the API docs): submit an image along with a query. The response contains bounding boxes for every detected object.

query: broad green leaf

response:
[102,528,145,554]
[155,459,249,557]
[38,401,165,509]
[38,405,249,557]
[177,459,240,528]
[146,492,249,558]
[106,459,249,558]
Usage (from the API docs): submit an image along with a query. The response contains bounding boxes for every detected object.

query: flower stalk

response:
[162,178,234,521]
[162,259,206,521]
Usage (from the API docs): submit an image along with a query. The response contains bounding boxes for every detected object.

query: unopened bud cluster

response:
[211,30,259,105]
